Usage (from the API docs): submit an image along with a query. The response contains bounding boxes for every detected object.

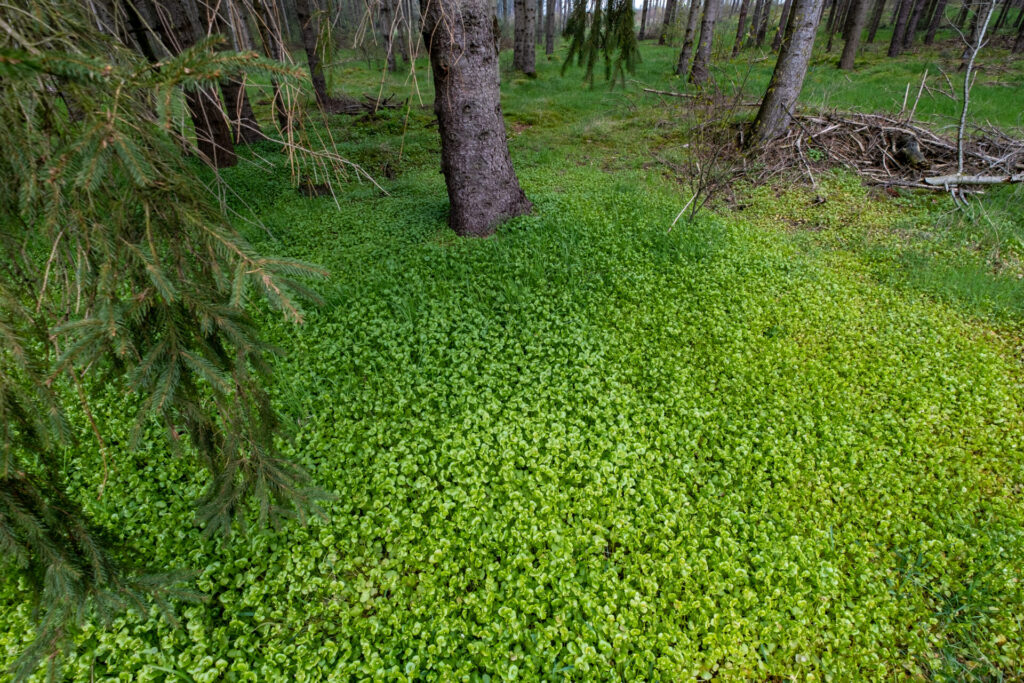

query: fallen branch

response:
[923,173,1024,185]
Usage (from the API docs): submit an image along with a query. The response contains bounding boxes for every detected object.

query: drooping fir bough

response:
[0,1,333,677]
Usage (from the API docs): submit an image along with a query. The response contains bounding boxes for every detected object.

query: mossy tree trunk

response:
[420,0,532,236]
[748,0,824,145]
[659,0,679,43]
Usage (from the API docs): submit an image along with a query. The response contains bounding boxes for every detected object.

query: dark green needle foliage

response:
[0,1,328,678]
[562,0,639,87]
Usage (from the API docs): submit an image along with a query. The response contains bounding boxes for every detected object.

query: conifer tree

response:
[0,1,335,677]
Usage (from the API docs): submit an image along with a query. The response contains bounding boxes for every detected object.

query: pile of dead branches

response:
[763,112,1024,190]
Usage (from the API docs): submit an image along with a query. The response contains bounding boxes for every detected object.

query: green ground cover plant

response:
[2,41,1024,681]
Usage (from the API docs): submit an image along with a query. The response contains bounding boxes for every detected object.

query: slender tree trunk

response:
[888,0,914,54]
[253,0,290,132]
[955,1,972,28]
[676,0,704,71]
[839,0,870,66]
[866,0,887,39]
[294,0,333,106]
[689,0,719,84]
[733,0,751,51]
[825,0,847,48]
[545,0,556,52]
[660,0,679,43]
[746,0,766,44]
[419,0,531,236]
[902,0,928,46]
[749,0,824,144]
[993,0,1011,28]
[513,0,537,74]
[773,0,795,47]
[641,0,651,36]
[755,0,772,44]
[1014,12,1024,50]
[923,0,948,40]
[536,0,544,42]
[379,0,398,72]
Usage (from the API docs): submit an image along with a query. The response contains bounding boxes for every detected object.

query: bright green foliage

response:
[0,2,331,677]
[3,35,1024,683]
[4,135,1024,681]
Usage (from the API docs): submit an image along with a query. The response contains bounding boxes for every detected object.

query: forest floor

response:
[4,34,1024,682]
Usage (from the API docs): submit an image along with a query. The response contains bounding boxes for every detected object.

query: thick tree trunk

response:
[888,0,914,54]
[839,0,870,67]
[545,0,556,53]
[733,0,751,52]
[749,0,824,145]
[641,0,651,36]
[660,0,679,43]
[295,0,333,105]
[676,0,704,72]
[513,0,537,74]
[420,0,532,236]
[149,0,237,167]
[773,0,795,48]
[220,80,264,143]
[923,0,948,41]
[689,0,719,84]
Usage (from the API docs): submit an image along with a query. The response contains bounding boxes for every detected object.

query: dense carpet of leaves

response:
[2,162,1022,680]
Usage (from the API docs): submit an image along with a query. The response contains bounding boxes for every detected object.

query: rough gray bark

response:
[513,0,537,74]
[866,0,886,41]
[545,0,556,53]
[420,0,532,236]
[749,0,824,145]
[923,0,948,42]
[838,0,870,67]
[733,0,751,53]
[676,0,704,72]
[773,0,795,48]
[640,0,651,37]
[660,0,679,43]
[689,0,718,84]
[887,0,914,54]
